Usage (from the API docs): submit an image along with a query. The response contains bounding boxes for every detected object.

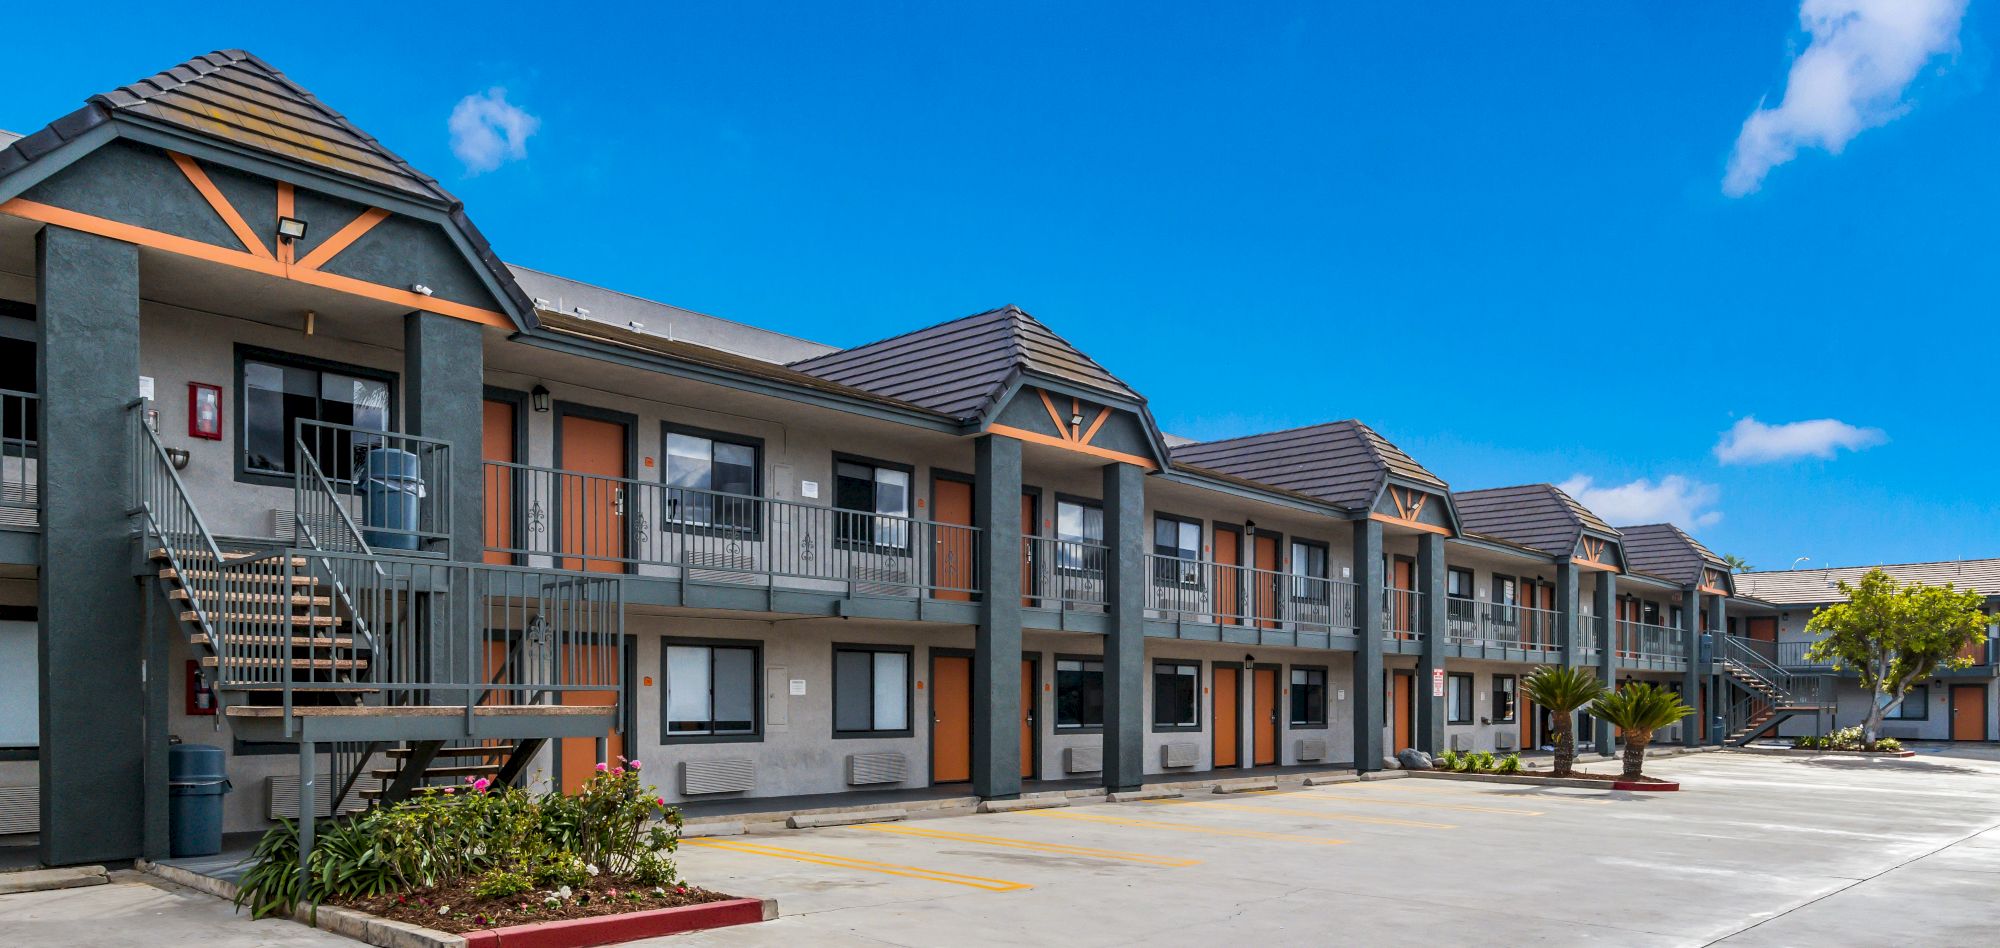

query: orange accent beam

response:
[1078,406,1112,446]
[1035,388,1075,442]
[276,182,295,265]
[988,423,1158,470]
[1367,512,1451,536]
[0,197,512,329]
[1570,557,1620,573]
[296,207,389,271]
[168,152,274,262]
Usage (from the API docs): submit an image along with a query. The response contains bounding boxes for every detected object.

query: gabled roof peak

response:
[1170,420,1447,513]
[1453,483,1617,560]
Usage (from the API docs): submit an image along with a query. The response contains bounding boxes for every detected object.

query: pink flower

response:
[628,760,642,771]
[655,797,666,807]
[595,762,608,773]
[442,787,455,794]
[612,767,624,776]
[472,777,491,792]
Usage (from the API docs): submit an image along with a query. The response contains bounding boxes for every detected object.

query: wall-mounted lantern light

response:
[276,216,308,243]
[531,384,551,413]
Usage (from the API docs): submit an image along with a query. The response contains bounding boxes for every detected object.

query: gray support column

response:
[1553,561,1585,744]
[1352,520,1385,770]
[1681,587,1702,748]
[1707,593,1728,746]
[1414,532,1446,755]
[972,435,1023,799]
[37,226,145,867]
[297,741,316,893]
[403,311,485,558]
[1102,461,1146,791]
[1594,572,1617,757]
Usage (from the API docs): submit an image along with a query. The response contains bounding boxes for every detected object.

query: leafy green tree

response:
[1805,569,1992,744]
[1590,683,1695,779]
[1521,666,1606,777]
[1723,554,1754,573]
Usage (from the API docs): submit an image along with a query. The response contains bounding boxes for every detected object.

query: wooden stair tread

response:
[171,589,332,607]
[160,568,318,586]
[181,611,344,626]
[190,633,356,648]
[224,704,614,718]
[203,656,367,669]
[368,764,501,780]
[387,745,516,759]
[151,548,308,566]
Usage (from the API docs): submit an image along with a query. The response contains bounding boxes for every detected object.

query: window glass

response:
[1057,500,1104,571]
[1493,675,1517,723]
[1152,661,1199,728]
[1448,673,1474,724]
[241,355,390,478]
[1884,685,1927,720]
[714,441,757,496]
[665,433,712,490]
[667,431,760,530]
[833,647,909,733]
[835,461,911,549]
[872,651,908,730]
[664,643,759,737]
[712,647,757,732]
[0,620,35,747]
[1448,568,1474,599]
[1289,667,1327,726]
[664,645,711,733]
[1055,658,1105,728]
[1154,517,1200,560]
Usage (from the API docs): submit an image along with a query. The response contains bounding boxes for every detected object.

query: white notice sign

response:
[789,679,807,696]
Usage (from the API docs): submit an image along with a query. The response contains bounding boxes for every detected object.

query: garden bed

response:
[336,879,738,934]
[1411,770,1680,791]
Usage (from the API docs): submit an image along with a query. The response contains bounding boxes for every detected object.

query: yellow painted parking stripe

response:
[1388,783,1612,804]
[1280,790,1543,816]
[856,822,1199,866]
[1138,798,1455,830]
[1030,809,1349,846]
[682,838,1031,891]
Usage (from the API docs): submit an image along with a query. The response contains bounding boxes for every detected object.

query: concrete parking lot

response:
[3,747,1995,946]
[667,748,2000,947]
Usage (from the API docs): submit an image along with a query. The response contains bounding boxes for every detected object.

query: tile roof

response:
[1736,558,2000,606]
[89,50,449,201]
[1453,484,1615,560]
[1169,421,1448,513]
[787,305,1140,421]
[1616,523,1727,588]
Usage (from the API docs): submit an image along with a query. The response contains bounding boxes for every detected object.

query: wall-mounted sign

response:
[1431,668,1445,698]
[789,679,807,696]
[801,480,820,499]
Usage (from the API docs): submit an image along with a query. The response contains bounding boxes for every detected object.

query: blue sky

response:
[6,2,1995,572]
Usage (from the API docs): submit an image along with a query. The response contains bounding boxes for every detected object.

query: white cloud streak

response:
[449,87,540,174]
[1713,416,1886,465]
[1723,0,1966,196]
[1559,475,1722,529]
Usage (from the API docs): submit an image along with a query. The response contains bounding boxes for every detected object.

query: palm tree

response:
[1590,683,1696,780]
[1723,553,1753,573]
[1521,666,1606,777]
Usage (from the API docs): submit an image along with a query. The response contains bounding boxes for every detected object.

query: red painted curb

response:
[460,897,767,948]
[1612,781,1679,791]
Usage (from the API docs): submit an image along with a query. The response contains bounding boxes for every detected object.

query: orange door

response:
[931,655,973,782]
[557,642,622,794]
[1747,617,1777,643]
[1951,685,1986,741]
[1020,494,1037,606]
[1393,559,1416,638]
[1520,695,1535,749]
[1214,527,1241,625]
[482,399,516,565]
[1213,665,1241,767]
[1020,659,1036,779]
[1392,671,1413,752]
[557,414,627,572]
[1252,667,1279,766]
[932,479,974,601]
[1253,534,1280,628]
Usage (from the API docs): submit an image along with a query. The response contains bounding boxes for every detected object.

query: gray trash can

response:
[362,447,423,550]
[168,743,231,858]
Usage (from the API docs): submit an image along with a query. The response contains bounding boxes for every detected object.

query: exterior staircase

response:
[1717,635,1827,745]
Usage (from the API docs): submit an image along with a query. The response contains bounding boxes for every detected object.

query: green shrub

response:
[535,853,591,889]
[1495,753,1522,774]
[1470,751,1496,772]
[472,867,534,900]
[632,850,677,888]
[1872,737,1902,752]
[1435,750,1460,771]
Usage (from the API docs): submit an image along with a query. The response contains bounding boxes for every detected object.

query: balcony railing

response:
[1024,535,1110,610]
[0,389,36,528]
[485,461,982,600]
[1384,584,1421,642]
[1445,598,1561,654]
[1143,554,1357,632]
[296,419,453,555]
[1612,620,1687,667]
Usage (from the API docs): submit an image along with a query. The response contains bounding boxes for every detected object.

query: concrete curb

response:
[1357,771,1408,782]
[1406,771,1677,791]
[1210,781,1278,794]
[680,821,747,838]
[139,860,469,948]
[0,864,108,895]
[787,809,907,829]
[1727,746,1917,760]
[1304,774,1359,787]
[977,797,1069,814]
[1106,789,1183,802]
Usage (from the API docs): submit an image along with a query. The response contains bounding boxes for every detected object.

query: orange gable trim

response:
[296,207,389,271]
[1367,512,1451,536]
[1571,556,1619,573]
[169,151,273,262]
[988,423,1158,470]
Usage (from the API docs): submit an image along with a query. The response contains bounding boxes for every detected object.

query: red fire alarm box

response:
[186,659,217,715]
[188,382,222,440]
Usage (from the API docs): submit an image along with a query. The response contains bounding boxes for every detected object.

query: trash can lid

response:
[168,743,227,781]
[363,446,421,480]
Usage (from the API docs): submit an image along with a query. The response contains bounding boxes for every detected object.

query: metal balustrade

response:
[295,419,453,555]
[1443,598,1561,653]
[1142,554,1356,632]
[1023,535,1110,610]
[1383,584,1421,642]
[485,460,983,599]
[0,389,36,527]
[1613,620,1687,667]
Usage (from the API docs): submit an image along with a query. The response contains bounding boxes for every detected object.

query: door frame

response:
[929,469,977,602]
[552,401,640,574]
[1391,669,1415,753]
[1252,662,1283,767]
[1249,526,1284,629]
[1212,521,1245,626]
[1211,660,1244,768]
[927,647,976,784]
[1020,654,1040,780]
[549,633,638,792]
[482,386,530,566]
[1951,683,1987,742]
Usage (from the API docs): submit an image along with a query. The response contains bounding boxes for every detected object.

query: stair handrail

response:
[292,439,384,637]
[128,402,235,694]
[1721,634,1801,699]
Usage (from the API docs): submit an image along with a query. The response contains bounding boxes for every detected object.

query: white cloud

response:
[448,87,539,174]
[1723,0,1966,196]
[1559,475,1722,529]
[1713,416,1886,464]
